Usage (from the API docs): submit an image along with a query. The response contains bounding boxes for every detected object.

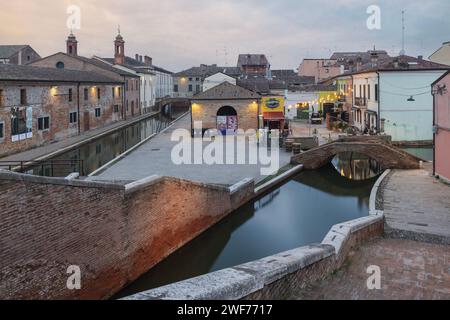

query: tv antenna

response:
[399,10,406,55]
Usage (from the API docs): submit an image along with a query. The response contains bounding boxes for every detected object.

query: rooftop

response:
[0,64,122,83]
[192,81,261,100]
[174,65,242,78]
[0,45,28,59]
[237,54,269,67]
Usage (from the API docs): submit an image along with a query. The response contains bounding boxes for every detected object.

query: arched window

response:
[217,106,237,116]
[56,61,65,69]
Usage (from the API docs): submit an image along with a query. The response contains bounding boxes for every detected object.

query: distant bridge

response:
[155,97,191,111]
[291,136,423,170]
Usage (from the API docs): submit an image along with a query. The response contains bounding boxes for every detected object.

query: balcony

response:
[354,97,367,107]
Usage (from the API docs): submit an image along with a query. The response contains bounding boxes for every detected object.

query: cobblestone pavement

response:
[289,120,340,145]
[383,169,450,242]
[0,112,159,162]
[291,238,450,300]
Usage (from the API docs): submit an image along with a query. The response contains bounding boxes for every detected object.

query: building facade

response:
[173,65,242,98]
[429,41,450,66]
[30,33,140,119]
[432,71,450,182]
[0,45,41,65]
[237,54,270,77]
[191,82,261,135]
[298,59,341,83]
[0,64,123,157]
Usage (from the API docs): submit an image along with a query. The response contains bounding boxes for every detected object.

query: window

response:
[368,85,371,100]
[97,88,101,99]
[174,84,178,92]
[363,85,366,100]
[20,89,27,105]
[0,122,4,139]
[38,116,50,131]
[112,87,115,98]
[56,61,65,69]
[69,112,77,124]
[126,100,129,111]
[118,87,121,98]
[0,89,3,107]
[375,84,379,102]
[126,80,129,91]
[188,84,193,92]
[96,144,102,154]
[68,88,73,102]
[196,84,200,93]
[11,107,30,136]
[113,105,119,113]
[95,108,101,118]
[189,77,193,81]
[84,88,88,101]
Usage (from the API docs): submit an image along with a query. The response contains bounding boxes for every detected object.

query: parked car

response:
[311,113,323,125]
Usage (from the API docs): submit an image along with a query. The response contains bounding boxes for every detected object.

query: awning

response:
[263,112,285,120]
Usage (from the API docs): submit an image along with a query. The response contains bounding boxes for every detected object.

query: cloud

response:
[0,0,448,71]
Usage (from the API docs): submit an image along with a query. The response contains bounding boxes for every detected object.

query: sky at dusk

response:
[0,0,449,72]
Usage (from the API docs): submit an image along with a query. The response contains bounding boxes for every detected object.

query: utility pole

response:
[400,10,406,56]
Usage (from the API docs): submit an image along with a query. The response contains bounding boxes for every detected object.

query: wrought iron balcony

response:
[354,97,367,107]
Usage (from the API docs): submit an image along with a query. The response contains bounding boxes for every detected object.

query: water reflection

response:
[115,164,377,298]
[28,109,187,177]
[332,152,382,180]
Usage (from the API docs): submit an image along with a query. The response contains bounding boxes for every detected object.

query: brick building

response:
[237,54,270,77]
[0,45,41,65]
[191,82,261,135]
[30,33,140,119]
[0,64,123,157]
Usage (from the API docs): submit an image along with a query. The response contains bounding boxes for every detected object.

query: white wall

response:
[155,70,173,99]
[203,73,236,92]
[379,70,446,142]
[284,90,319,120]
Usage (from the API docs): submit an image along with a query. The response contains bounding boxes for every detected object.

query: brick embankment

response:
[0,170,254,300]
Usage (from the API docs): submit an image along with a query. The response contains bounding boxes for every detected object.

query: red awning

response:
[263,112,285,120]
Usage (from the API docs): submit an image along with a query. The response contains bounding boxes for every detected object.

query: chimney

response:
[135,54,139,61]
[418,55,423,61]
[393,58,399,68]
[371,52,378,67]
[144,55,152,66]
[356,57,363,71]
[139,55,143,62]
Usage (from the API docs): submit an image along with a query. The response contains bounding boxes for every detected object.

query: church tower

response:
[66,32,78,56]
[114,27,125,65]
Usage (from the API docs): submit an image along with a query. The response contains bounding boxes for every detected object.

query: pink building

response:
[298,59,341,83]
[432,71,450,182]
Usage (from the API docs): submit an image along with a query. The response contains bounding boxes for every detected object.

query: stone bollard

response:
[285,139,294,152]
[292,143,302,155]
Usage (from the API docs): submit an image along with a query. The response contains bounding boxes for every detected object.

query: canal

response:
[115,158,379,298]
[27,109,188,177]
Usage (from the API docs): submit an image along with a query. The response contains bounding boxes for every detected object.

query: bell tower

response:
[114,26,125,65]
[66,31,78,56]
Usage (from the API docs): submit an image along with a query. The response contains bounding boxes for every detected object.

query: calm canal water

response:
[401,147,433,162]
[116,162,378,298]
[27,109,187,177]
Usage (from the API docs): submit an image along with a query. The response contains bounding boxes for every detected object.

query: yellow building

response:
[261,96,285,130]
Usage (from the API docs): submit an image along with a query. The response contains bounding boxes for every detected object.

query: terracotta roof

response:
[192,81,261,100]
[0,64,122,83]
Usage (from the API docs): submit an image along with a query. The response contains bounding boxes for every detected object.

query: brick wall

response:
[0,171,254,299]
[191,99,259,132]
[0,83,123,157]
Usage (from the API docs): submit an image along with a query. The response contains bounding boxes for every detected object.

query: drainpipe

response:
[123,76,126,121]
[376,72,381,133]
[77,82,81,135]
[432,88,436,176]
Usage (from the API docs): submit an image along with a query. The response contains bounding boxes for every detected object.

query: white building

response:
[331,55,448,143]
[152,66,173,99]
[202,72,237,92]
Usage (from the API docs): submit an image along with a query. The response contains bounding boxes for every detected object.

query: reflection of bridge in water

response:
[292,136,423,170]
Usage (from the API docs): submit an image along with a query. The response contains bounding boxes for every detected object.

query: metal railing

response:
[0,159,85,177]
[354,97,367,107]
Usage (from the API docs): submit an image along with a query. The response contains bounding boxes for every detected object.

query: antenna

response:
[224,46,228,67]
[400,10,405,55]
[118,24,121,35]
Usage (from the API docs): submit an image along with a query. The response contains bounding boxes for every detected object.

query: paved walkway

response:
[92,114,293,186]
[290,120,340,145]
[291,238,450,300]
[0,112,159,162]
[382,169,450,243]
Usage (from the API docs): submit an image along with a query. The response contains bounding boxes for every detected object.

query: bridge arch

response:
[291,139,422,170]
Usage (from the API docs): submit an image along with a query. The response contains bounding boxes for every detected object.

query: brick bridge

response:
[291,136,423,170]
